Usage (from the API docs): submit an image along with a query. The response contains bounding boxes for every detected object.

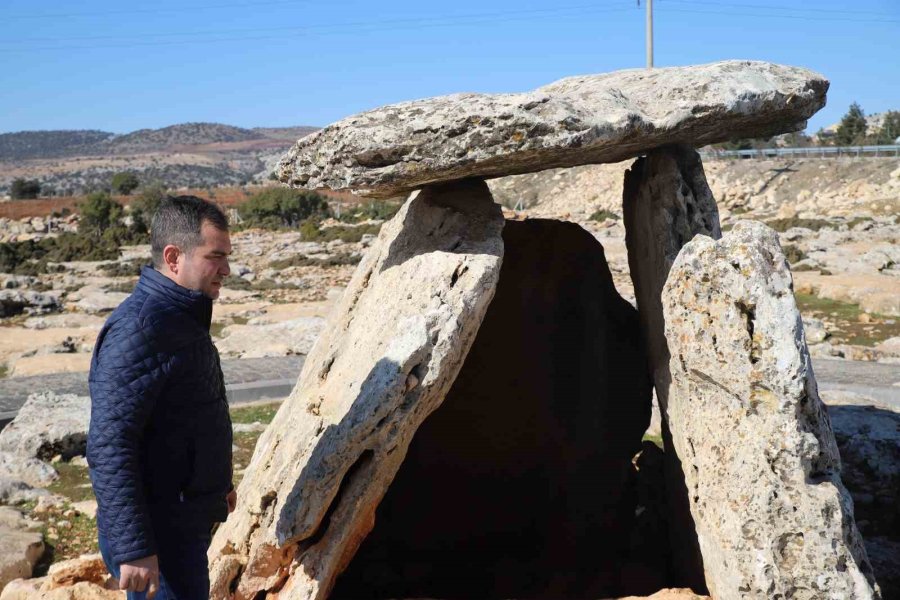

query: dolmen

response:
[208,61,883,599]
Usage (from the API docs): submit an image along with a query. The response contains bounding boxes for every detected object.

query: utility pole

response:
[646,0,654,68]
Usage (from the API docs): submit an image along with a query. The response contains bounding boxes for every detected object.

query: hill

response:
[0,122,321,195]
[0,130,115,161]
[104,122,265,154]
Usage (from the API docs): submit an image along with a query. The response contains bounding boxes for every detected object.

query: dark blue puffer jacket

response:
[87,266,233,565]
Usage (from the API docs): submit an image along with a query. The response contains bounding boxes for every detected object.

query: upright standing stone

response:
[623,145,721,590]
[331,219,651,599]
[207,179,504,600]
[661,221,880,599]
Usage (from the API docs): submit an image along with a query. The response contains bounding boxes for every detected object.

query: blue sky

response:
[1,0,897,135]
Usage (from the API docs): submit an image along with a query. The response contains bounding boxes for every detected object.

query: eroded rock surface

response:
[0,507,45,593]
[208,179,505,600]
[279,61,827,198]
[661,221,880,599]
[623,145,721,590]
[0,392,90,461]
[332,219,651,599]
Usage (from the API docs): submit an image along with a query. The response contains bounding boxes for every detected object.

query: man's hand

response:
[226,488,237,513]
[120,555,160,599]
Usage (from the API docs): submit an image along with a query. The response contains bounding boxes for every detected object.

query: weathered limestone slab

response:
[0,515,44,593]
[207,179,504,600]
[278,61,827,198]
[0,392,90,461]
[332,219,651,599]
[661,221,880,599]
[623,144,720,590]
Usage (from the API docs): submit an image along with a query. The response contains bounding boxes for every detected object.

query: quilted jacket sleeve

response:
[88,316,171,564]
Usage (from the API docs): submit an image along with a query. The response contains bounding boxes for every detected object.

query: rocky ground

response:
[0,154,898,597]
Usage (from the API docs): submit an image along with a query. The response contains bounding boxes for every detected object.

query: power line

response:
[0,4,636,51]
[663,0,898,17]
[2,0,315,21]
[657,6,900,24]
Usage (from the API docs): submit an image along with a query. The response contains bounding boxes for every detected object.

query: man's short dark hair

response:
[150,195,229,268]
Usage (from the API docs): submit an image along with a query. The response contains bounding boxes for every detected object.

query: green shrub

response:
[100,258,148,277]
[129,183,166,234]
[337,200,401,223]
[301,222,381,243]
[269,253,361,270]
[238,188,331,229]
[589,209,619,222]
[781,244,807,264]
[765,217,833,232]
[110,172,140,195]
[10,178,41,200]
[78,192,124,239]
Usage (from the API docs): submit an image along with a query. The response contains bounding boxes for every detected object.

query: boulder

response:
[0,478,48,506]
[208,179,505,600]
[332,219,651,599]
[818,390,900,596]
[71,500,97,520]
[661,221,879,599]
[45,555,108,589]
[73,291,127,315]
[0,525,44,593]
[0,291,60,318]
[23,314,105,331]
[0,393,90,462]
[214,317,326,359]
[827,401,900,533]
[278,61,827,198]
[0,453,57,488]
[0,580,122,600]
[623,145,721,589]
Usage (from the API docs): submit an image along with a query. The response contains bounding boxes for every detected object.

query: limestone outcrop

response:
[0,507,44,593]
[278,61,827,198]
[208,179,505,600]
[661,221,880,599]
[0,392,90,461]
[0,554,122,600]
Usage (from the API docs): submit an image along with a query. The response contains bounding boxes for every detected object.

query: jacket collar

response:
[136,266,213,330]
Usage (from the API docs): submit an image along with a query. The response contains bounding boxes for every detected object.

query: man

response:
[88,195,236,600]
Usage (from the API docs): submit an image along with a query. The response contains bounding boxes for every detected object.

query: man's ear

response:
[162,244,181,275]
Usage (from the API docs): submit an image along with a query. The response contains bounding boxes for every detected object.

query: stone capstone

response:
[332,219,651,599]
[278,61,827,198]
[207,179,505,600]
[661,220,880,599]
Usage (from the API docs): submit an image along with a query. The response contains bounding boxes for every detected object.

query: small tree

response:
[238,188,331,229]
[876,111,900,145]
[10,178,41,200]
[834,102,868,146]
[129,182,166,235]
[111,172,140,195]
[79,191,124,239]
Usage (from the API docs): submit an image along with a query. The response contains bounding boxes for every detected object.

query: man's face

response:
[175,220,232,299]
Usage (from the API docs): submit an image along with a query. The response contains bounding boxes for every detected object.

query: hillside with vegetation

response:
[0,122,320,196]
